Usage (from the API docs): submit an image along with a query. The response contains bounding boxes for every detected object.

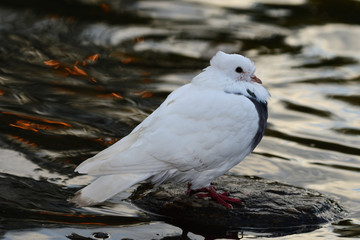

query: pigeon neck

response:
[224,89,268,151]
[224,81,270,103]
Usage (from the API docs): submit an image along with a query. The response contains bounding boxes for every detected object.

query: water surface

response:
[0,0,359,239]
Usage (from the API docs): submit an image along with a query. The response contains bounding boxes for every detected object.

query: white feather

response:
[70,51,270,206]
[71,173,151,207]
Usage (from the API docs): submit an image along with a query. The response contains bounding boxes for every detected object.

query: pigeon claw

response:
[189,185,241,209]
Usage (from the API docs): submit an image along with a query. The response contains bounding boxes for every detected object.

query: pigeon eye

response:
[235,67,243,73]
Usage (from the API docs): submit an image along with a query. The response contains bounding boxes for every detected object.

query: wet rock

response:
[130,175,344,237]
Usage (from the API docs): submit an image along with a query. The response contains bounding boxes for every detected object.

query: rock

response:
[130,175,344,237]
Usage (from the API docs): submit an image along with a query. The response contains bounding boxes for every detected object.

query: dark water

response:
[0,0,359,239]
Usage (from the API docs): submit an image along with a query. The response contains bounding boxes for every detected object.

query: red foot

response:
[187,184,241,209]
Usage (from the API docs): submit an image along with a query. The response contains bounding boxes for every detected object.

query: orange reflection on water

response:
[113,52,139,64]
[140,71,152,83]
[3,111,72,132]
[8,119,70,132]
[135,90,153,98]
[111,92,123,99]
[96,92,123,99]
[44,59,61,68]
[135,37,145,43]
[44,54,99,82]
[86,54,99,63]
[45,14,60,22]
[100,3,110,12]
[81,54,99,66]
[0,89,5,95]
[39,211,107,225]
[7,134,37,147]
[95,137,119,146]
[120,57,138,64]
[64,65,88,76]
[10,120,39,132]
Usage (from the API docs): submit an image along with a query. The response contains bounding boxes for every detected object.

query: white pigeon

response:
[70,51,270,208]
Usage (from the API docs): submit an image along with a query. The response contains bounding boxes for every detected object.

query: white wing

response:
[76,83,259,176]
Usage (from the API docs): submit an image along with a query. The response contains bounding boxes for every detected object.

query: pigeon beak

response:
[251,75,262,84]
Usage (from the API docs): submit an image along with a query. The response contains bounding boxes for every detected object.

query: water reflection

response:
[286,24,360,59]
[0,0,359,239]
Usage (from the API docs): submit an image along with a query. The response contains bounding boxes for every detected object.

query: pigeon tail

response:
[69,173,151,207]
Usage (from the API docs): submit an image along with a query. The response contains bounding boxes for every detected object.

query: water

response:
[0,0,359,239]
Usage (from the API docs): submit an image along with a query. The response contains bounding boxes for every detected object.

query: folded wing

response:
[75,84,259,177]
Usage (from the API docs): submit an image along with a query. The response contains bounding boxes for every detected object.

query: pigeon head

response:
[192,51,270,103]
[210,51,261,84]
